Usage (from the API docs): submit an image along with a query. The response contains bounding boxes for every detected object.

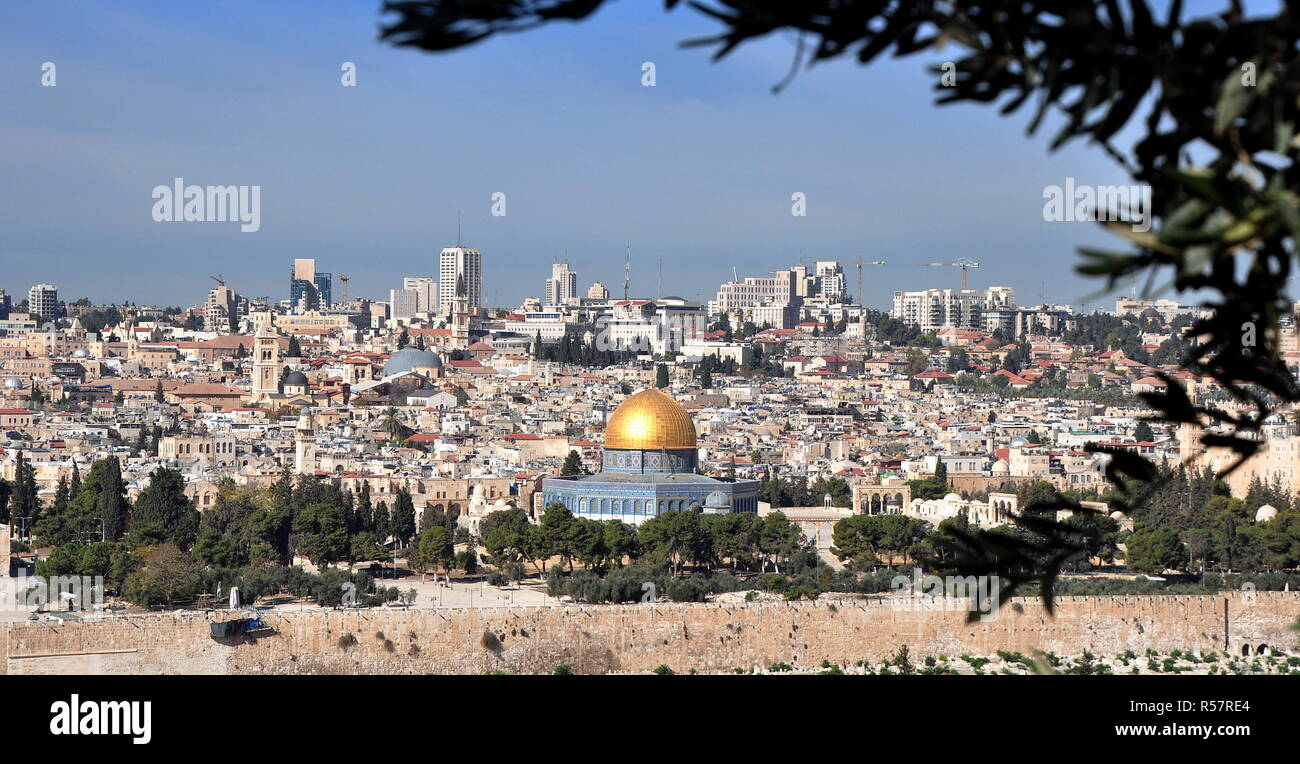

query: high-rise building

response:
[587,282,610,300]
[204,285,247,332]
[314,272,333,308]
[814,261,847,303]
[389,288,419,322]
[27,284,58,323]
[439,246,481,314]
[891,287,1015,332]
[403,276,438,314]
[544,261,577,306]
[290,258,318,311]
[0,290,11,320]
[714,270,799,313]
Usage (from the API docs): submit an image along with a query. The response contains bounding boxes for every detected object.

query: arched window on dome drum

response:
[645,500,653,514]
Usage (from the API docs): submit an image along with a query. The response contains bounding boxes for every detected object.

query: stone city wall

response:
[3,592,1297,675]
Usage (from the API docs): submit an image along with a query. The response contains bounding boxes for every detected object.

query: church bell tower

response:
[252,323,282,401]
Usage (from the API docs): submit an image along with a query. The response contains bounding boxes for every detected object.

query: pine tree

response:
[130,467,200,549]
[655,363,669,389]
[287,335,302,357]
[561,450,585,476]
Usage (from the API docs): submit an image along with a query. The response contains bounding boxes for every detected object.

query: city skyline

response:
[2,1,1145,312]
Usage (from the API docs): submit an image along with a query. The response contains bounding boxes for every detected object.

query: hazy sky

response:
[1,1,1233,312]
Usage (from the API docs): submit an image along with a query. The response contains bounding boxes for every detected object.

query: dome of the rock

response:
[604,387,697,451]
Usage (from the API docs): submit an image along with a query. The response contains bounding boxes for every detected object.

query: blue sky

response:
[0,1,1237,311]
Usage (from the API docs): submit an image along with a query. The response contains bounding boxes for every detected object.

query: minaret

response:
[251,322,282,401]
[295,408,314,474]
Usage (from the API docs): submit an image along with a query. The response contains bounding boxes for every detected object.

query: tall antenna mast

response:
[457,210,462,247]
[658,256,662,300]
[624,242,631,301]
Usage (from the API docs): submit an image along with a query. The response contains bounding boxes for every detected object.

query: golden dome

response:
[604,387,697,451]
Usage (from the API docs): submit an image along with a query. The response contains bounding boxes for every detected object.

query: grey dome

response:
[72,348,89,358]
[284,370,309,387]
[384,347,443,376]
[3,377,21,388]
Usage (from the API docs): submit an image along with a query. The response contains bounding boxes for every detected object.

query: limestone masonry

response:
[4,592,1297,675]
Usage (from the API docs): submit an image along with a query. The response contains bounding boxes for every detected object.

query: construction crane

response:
[919,258,980,291]
[800,256,886,306]
[338,273,349,304]
[209,274,225,288]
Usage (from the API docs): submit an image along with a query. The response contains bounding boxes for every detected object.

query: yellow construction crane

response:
[919,258,980,291]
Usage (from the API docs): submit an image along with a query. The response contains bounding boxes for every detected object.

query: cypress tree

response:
[356,481,373,533]
[391,488,416,549]
[97,456,129,541]
[11,451,39,528]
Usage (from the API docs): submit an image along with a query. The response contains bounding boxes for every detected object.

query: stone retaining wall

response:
[4,592,1296,675]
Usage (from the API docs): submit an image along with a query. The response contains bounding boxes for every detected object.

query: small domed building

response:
[282,370,310,397]
[542,387,759,525]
